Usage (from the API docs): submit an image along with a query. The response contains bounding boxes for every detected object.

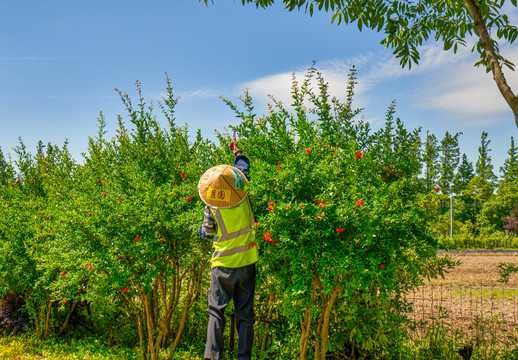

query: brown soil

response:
[430,253,518,287]
[408,253,518,338]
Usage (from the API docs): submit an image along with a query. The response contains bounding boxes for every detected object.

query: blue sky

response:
[2,0,518,174]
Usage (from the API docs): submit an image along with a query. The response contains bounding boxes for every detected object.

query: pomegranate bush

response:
[223,67,454,359]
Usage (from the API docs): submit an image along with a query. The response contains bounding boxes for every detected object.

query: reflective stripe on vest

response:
[212,196,255,244]
[210,196,258,267]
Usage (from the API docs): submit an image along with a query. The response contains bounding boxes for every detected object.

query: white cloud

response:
[179,87,226,100]
[237,39,518,128]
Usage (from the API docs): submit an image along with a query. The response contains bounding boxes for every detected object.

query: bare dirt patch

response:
[408,252,518,338]
[431,252,518,287]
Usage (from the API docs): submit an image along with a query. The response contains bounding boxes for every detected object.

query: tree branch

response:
[463,0,518,128]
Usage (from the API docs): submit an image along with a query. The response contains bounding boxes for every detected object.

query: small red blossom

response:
[102,192,107,197]
[61,271,67,276]
[264,232,273,243]
[316,257,319,262]
[98,180,102,184]
[356,199,364,206]
[120,196,123,200]
[16,179,20,184]
[135,235,140,242]
[268,201,274,206]
[436,187,440,193]
[180,173,186,179]
[150,151,154,155]
[30,179,33,183]
[336,228,344,233]
[356,151,363,159]
[88,266,93,270]
[186,196,192,202]
[306,148,311,153]
[268,206,273,212]
[63,300,67,305]
[250,243,254,248]
[10,183,14,187]
[331,257,335,260]
[88,212,92,217]
[123,287,129,293]
[287,206,291,209]
[380,264,385,269]
[160,238,165,242]
[175,166,179,169]
[276,163,282,171]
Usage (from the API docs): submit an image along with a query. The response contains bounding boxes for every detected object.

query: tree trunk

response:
[463,0,518,129]
[300,306,312,360]
[318,285,340,360]
[58,300,77,337]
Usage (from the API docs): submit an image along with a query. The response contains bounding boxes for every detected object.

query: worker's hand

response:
[230,132,242,156]
[198,226,213,240]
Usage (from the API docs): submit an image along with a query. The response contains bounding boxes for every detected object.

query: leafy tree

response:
[479,179,518,232]
[476,130,497,187]
[503,206,518,234]
[0,147,14,186]
[422,131,440,192]
[438,131,461,194]
[215,0,518,129]
[500,136,518,182]
[452,153,475,195]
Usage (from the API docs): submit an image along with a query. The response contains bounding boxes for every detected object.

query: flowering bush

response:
[222,67,454,359]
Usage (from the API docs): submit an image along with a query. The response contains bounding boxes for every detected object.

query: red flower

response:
[380,264,385,269]
[331,257,335,260]
[123,287,129,293]
[268,201,274,206]
[88,212,92,217]
[186,196,192,202]
[175,166,179,169]
[30,179,33,183]
[436,187,440,193]
[306,148,311,153]
[10,183,14,187]
[180,173,186,179]
[135,235,140,242]
[119,255,123,260]
[356,151,363,159]
[264,232,273,243]
[250,243,254,248]
[276,163,282,171]
[61,271,67,276]
[88,266,93,270]
[287,206,291,209]
[102,192,107,197]
[268,206,273,212]
[63,300,67,305]
[120,196,123,200]
[336,228,344,233]
[98,180,102,184]
[356,199,364,206]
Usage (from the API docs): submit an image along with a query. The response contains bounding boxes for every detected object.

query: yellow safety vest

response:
[210,197,259,268]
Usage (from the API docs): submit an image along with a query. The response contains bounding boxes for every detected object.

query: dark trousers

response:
[204,264,256,360]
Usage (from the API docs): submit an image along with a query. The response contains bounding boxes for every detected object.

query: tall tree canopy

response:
[206,0,518,129]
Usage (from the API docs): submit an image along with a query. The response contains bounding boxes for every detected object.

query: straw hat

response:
[198,165,249,209]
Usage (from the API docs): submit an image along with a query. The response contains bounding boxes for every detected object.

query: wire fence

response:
[408,284,518,338]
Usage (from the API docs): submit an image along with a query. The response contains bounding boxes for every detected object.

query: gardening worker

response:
[198,138,259,360]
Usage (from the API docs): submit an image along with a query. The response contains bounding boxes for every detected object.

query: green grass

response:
[0,335,139,360]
